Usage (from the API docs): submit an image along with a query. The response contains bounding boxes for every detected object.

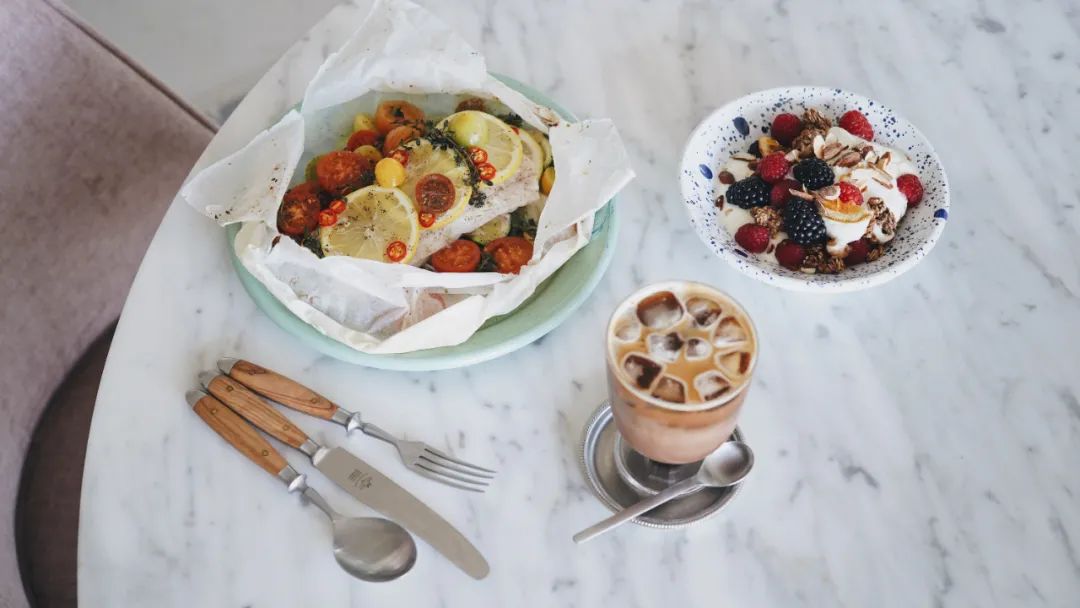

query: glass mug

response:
[605,281,758,464]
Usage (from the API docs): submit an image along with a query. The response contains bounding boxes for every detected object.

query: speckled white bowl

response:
[680,86,949,292]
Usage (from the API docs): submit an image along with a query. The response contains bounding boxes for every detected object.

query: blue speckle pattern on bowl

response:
[679,86,950,292]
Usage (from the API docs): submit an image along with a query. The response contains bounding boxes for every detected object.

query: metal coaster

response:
[579,401,744,529]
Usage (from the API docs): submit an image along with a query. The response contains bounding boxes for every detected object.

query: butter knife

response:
[199,372,489,580]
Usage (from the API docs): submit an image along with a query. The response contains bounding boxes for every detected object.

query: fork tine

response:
[421,446,496,476]
[413,462,486,492]
[418,454,493,485]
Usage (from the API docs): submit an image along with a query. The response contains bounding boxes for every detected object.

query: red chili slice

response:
[385,240,408,262]
[327,198,347,214]
[477,162,496,181]
[317,210,338,227]
[415,174,455,214]
[418,212,436,228]
[467,146,488,164]
[389,148,409,167]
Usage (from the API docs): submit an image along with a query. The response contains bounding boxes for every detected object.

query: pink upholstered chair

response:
[1,1,215,605]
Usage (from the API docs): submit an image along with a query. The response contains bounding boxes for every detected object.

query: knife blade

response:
[314,447,489,580]
[199,371,489,580]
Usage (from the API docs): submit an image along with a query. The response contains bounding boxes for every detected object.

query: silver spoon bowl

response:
[294,480,417,582]
[573,441,754,543]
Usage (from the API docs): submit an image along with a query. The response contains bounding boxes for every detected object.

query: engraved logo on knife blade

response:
[347,469,373,490]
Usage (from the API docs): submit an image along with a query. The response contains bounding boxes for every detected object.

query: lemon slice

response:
[438,111,523,187]
[524,127,552,169]
[519,129,544,172]
[400,137,473,230]
[319,186,419,263]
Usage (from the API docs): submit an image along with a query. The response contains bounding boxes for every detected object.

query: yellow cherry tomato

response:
[375,157,406,188]
[352,112,376,133]
[540,166,556,195]
[353,145,383,166]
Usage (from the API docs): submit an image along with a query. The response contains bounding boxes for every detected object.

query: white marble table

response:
[78,1,1080,606]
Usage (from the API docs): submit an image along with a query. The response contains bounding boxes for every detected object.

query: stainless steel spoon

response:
[187,390,417,581]
[573,441,754,543]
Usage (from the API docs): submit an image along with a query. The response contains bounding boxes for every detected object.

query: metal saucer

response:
[579,401,744,529]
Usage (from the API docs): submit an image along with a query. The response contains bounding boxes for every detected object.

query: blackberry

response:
[782,199,827,245]
[793,158,835,190]
[725,175,770,209]
[747,140,762,158]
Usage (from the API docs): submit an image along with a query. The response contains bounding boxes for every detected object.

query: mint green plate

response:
[226,74,619,370]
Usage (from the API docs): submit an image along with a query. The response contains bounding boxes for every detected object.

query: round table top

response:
[78,1,1080,606]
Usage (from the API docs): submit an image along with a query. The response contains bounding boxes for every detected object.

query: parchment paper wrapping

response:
[182,0,633,354]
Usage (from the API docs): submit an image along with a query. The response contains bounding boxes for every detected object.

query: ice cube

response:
[646,331,684,363]
[636,291,684,330]
[613,317,642,342]
[622,354,662,390]
[713,317,749,346]
[694,371,732,401]
[651,375,687,404]
[717,350,752,377]
[686,297,722,327]
[685,337,712,360]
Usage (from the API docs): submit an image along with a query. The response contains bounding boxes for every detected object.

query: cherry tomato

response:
[389,148,409,166]
[277,182,322,236]
[418,212,436,228]
[484,236,533,274]
[477,162,496,181]
[327,198,347,214]
[315,150,371,196]
[382,125,421,156]
[385,240,408,262]
[345,129,380,151]
[318,210,338,227]
[415,174,455,214]
[374,100,425,134]
[430,239,481,273]
[467,146,488,164]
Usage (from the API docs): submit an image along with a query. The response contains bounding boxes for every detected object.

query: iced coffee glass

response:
[605,281,757,464]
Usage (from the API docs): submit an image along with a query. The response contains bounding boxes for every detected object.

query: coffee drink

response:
[606,281,757,464]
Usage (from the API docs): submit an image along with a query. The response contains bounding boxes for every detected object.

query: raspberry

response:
[756,152,790,184]
[771,113,802,146]
[845,239,871,264]
[837,182,864,206]
[775,240,806,270]
[896,174,924,207]
[734,223,770,253]
[838,110,874,141]
[770,179,802,208]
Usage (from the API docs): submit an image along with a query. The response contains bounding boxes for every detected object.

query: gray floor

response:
[66,0,342,123]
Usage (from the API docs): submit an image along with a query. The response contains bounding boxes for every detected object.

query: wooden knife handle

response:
[191,393,288,477]
[205,374,309,449]
[227,359,340,421]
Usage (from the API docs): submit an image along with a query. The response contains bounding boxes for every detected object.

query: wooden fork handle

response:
[204,374,310,450]
[191,392,289,477]
[224,359,341,421]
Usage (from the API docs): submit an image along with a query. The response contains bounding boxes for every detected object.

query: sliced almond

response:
[837,151,862,167]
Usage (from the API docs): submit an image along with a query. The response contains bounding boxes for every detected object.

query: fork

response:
[217,358,495,492]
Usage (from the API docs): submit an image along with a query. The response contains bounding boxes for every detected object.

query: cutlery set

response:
[187,358,493,582]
